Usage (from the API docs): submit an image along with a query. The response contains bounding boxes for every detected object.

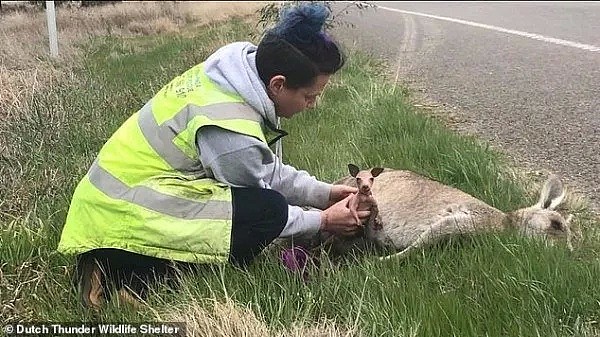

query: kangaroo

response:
[333,168,574,259]
[347,164,385,229]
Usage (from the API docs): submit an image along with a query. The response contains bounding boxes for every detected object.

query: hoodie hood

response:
[203,42,278,127]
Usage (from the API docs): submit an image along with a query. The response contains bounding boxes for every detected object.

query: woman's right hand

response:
[320,194,371,236]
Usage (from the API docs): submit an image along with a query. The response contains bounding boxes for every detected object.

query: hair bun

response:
[273,2,330,45]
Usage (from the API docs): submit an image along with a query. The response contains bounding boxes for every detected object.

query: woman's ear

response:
[268,75,286,95]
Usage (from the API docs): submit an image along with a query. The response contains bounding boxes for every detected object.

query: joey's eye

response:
[370,178,374,182]
[357,178,362,183]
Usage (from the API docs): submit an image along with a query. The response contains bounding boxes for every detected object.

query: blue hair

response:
[256,2,345,89]
[273,2,330,45]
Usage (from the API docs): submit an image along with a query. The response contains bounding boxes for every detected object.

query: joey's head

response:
[348,164,384,195]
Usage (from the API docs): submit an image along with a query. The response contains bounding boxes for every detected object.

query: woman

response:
[57,2,371,309]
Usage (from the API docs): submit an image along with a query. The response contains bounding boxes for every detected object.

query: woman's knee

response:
[229,188,289,266]
[262,188,288,227]
[232,187,289,228]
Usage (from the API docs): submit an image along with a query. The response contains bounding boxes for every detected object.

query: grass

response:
[0,1,265,118]
[1,6,600,337]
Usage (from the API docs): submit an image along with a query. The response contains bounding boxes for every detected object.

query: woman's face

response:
[268,74,331,118]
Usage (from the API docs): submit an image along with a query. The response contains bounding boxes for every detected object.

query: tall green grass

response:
[281,52,528,213]
[1,18,599,336]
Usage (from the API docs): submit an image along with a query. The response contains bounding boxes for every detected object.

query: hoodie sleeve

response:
[196,126,330,237]
[265,158,332,209]
[197,126,332,208]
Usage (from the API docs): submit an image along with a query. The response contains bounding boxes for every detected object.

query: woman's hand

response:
[320,194,370,236]
[327,184,358,207]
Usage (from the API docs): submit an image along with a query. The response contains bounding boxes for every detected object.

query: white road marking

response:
[376,5,600,52]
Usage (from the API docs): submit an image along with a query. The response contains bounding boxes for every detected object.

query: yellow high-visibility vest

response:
[57,63,268,264]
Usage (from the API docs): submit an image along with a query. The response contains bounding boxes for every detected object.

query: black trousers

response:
[76,187,288,298]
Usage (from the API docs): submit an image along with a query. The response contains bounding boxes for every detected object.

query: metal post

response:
[45,1,59,57]
[274,1,286,160]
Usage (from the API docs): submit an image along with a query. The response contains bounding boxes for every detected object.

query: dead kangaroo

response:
[334,169,574,259]
[347,164,384,230]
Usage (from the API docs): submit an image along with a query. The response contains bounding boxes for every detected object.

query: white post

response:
[274,1,286,160]
[45,1,59,57]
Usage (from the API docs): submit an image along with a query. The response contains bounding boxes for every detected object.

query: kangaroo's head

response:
[507,175,574,250]
[348,164,384,195]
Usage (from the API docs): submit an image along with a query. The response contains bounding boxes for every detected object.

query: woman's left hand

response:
[328,184,358,207]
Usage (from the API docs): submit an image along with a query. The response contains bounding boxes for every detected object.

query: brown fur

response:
[330,168,573,259]
[347,164,384,229]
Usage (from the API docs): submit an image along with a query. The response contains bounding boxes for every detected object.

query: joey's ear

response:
[371,167,384,177]
[348,164,359,177]
[536,174,565,210]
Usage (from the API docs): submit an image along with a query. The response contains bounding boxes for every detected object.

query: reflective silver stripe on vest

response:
[88,160,231,220]
[138,101,263,174]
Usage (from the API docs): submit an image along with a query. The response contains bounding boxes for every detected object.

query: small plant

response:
[252,1,376,39]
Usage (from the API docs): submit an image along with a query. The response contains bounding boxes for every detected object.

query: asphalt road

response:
[331,1,600,212]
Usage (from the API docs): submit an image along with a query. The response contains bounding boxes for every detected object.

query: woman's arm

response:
[197,126,331,208]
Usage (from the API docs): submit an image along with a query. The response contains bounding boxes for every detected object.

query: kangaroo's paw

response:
[373,214,383,230]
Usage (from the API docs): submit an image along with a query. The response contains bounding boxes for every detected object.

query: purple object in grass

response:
[280,245,310,281]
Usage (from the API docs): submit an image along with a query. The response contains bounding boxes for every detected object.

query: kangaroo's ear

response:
[536,174,565,210]
[371,167,384,177]
[348,164,359,177]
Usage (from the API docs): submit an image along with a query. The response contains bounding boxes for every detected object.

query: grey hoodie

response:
[198,41,332,238]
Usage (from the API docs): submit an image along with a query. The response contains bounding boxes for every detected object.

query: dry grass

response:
[159,297,361,337]
[0,1,268,118]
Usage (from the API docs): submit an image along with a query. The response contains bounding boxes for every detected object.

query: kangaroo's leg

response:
[379,213,476,260]
[367,202,382,230]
